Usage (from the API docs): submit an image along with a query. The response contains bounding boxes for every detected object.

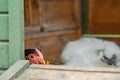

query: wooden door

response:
[0,0,24,68]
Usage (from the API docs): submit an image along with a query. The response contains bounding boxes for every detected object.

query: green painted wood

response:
[83,34,120,38]
[0,43,9,68]
[8,0,24,66]
[0,15,8,40]
[0,0,8,12]
[0,60,30,80]
[0,70,5,75]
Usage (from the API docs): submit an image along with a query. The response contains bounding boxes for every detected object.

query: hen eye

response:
[30,55,34,58]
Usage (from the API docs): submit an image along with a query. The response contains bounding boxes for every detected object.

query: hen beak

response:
[39,59,45,64]
[35,48,46,64]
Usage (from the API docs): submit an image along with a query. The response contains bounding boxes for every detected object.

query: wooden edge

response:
[0,60,30,80]
[83,34,120,38]
[0,70,6,75]
[30,64,120,73]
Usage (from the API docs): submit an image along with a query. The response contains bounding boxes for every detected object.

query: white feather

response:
[61,37,120,68]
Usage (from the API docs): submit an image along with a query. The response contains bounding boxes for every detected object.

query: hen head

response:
[25,48,45,64]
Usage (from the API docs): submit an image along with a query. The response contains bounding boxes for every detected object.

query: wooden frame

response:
[8,0,24,66]
[0,60,29,80]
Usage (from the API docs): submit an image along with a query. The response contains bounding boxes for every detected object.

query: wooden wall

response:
[88,0,120,44]
[88,0,120,34]
[24,0,81,64]
[24,0,120,64]
[81,0,120,44]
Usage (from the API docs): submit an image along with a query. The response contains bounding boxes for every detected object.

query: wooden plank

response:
[88,0,120,34]
[39,1,73,19]
[25,0,40,25]
[0,60,30,80]
[87,26,120,34]
[24,0,81,32]
[73,0,81,27]
[0,0,8,12]
[38,0,80,32]
[0,15,8,40]
[30,0,40,26]
[25,28,80,40]
[24,0,31,26]
[8,0,24,66]
[17,64,120,80]
[24,0,41,26]
[25,0,40,26]
[42,16,77,31]
[25,26,41,33]
[0,43,9,68]
[29,64,120,72]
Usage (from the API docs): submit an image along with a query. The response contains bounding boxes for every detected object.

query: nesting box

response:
[1,60,120,80]
[1,0,120,79]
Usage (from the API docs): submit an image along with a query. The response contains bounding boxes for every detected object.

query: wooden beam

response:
[0,60,30,80]
[8,0,24,66]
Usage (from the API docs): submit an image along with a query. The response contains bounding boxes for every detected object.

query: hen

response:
[61,37,120,68]
[25,48,45,64]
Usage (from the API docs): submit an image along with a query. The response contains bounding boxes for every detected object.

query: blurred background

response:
[24,0,120,64]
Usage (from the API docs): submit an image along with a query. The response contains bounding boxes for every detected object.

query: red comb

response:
[35,48,44,59]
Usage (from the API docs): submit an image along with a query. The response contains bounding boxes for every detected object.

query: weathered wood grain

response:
[42,16,77,31]
[39,1,73,19]
[24,0,31,26]
[88,0,120,34]
[73,0,81,27]
[17,64,120,80]
[25,28,80,40]
[29,0,40,26]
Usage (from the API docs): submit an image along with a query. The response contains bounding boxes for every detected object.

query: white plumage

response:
[61,37,120,68]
